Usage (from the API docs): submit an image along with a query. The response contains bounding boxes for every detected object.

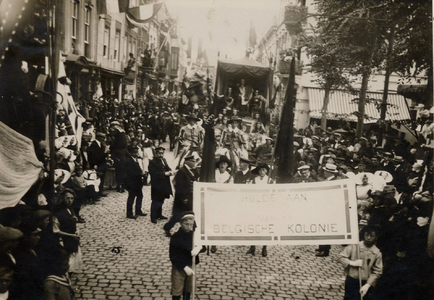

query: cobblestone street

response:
[72,161,347,300]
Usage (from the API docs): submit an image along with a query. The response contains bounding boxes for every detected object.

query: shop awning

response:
[100,67,124,78]
[307,88,411,123]
[397,84,427,102]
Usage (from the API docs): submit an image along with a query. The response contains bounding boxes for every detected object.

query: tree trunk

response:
[356,71,370,137]
[321,87,331,131]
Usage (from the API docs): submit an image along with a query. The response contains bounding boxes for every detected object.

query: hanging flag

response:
[57,57,86,148]
[274,57,296,183]
[127,2,164,24]
[199,117,216,183]
[0,121,43,209]
[98,0,129,15]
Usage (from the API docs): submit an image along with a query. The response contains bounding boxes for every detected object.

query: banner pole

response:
[357,243,363,300]
[191,245,196,299]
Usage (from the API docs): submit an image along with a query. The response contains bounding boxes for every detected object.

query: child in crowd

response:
[43,248,76,300]
[104,153,117,190]
[337,225,383,300]
[169,212,203,300]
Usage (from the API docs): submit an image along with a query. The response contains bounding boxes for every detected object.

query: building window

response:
[114,30,120,60]
[171,51,179,70]
[84,7,91,57]
[103,27,110,58]
[128,39,132,61]
[123,36,128,62]
[72,1,78,40]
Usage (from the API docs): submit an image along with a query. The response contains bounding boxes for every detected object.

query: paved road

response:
[72,146,346,300]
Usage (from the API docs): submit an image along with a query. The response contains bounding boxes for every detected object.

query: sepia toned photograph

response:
[0,0,432,299]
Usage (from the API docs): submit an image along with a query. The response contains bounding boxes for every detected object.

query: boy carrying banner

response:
[169,212,203,300]
[337,225,383,299]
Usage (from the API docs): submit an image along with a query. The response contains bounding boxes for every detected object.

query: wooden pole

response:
[191,236,197,300]
[357,243,363,300]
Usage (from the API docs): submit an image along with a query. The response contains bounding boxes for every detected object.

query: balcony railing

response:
[278,59,303,76]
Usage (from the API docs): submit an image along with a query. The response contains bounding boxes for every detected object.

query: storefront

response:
[64,54,99,106]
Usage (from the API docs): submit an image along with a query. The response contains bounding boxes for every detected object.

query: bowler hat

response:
[229,116,242,123]
[239,157,253,165]
[185,113,199,121]
[383,185,396,194]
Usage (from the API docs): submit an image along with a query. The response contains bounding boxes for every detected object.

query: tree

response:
[390,0,433,107]
[314,0,432,136]
[315,0,391,136]
[301,27,354,131]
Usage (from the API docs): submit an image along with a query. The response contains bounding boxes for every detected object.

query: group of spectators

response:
[0,91,190,300]
[1,81,433,300]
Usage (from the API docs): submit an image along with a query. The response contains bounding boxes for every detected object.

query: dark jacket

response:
[170,229,199,271]
[149,157,173,199]
[88,140,106,171]
[124,156,144,191]
[173,166,198,211]
[234,170,253,184]
[53,208,79,253]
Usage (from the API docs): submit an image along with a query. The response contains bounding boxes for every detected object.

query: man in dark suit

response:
[234,157,253,184]
[88,132,107,196]
[163,155,198,236]
[125,146,147,219]
[148,146,173,223]
[109,121,128,193]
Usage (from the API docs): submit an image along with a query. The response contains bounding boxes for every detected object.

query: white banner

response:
[193,179,359,246]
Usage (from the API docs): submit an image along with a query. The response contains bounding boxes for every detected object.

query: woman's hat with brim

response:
[251,163,270,175]
[355,172,375,184]
[54,169,71,184]
[215,155,232,168]
[374,170,393,183]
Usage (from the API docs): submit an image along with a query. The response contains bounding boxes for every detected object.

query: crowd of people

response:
[0,82,433,299]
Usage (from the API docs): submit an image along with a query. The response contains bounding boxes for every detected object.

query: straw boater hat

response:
[393,156,404,163]
[215,155,232,168]
[251,163,270,175]
[323,163,338,173]
[298,165,310,171]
